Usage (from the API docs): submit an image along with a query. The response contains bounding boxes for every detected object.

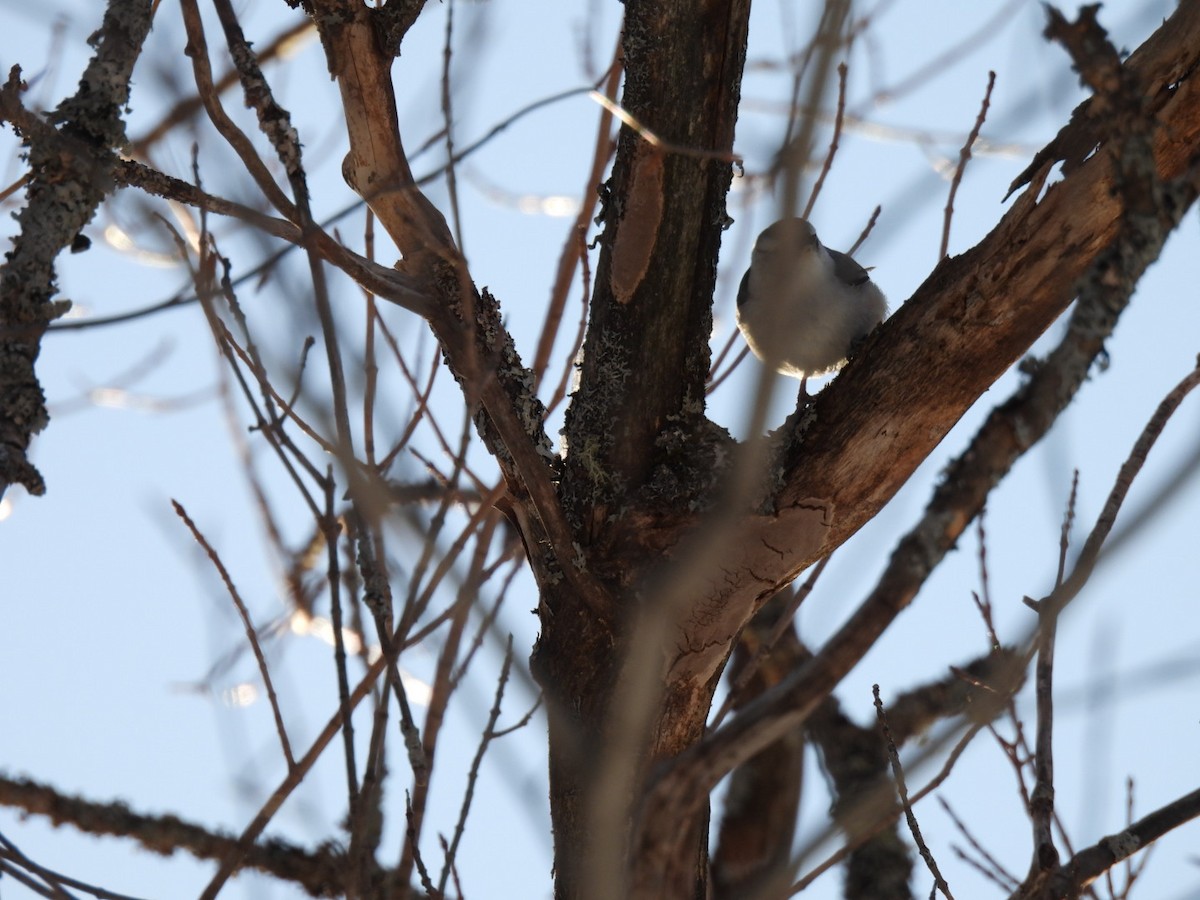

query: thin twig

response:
[321,473,361,830]
[1023,471,1078,877]
[543,223,595,416]
[401,407,477,633]
[437,635,516,896]
[172,501,295,770]
[791,717,994,894]
[803,62,849,219]
[972,511,1002,650]
[440,0,465,252]
[588,91,742,164]
[177,0,297,219]
[405,793,437,897]
[939,798,1020,891]
[533,36,621,388]
[846,204,881,256]
[706,345,750,395]
[397,508,502,884]
[1038,360,1200,619]
[874,685,955,899]
[940,70,995,260]
[197,605,409,897]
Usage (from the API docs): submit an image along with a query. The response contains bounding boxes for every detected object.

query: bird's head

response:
[751,217,821,269]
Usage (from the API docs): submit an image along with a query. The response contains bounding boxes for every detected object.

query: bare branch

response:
[437,636,516,896]
[875,686,954,899]
[0,773,351,894]
[1024,787,1200,900]
[803,62,849,220]
[940,71,995,260]
[0,0,155,498]
[172,500,296,771]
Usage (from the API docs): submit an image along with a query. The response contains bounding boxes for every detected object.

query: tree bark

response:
[312,2,1200,897]
[537,0,752,896]
[537,4,1200,899]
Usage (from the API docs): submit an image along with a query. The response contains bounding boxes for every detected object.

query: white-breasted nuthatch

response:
[735,218,886,396]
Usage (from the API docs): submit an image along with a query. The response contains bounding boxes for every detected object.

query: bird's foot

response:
[796,377,811,407]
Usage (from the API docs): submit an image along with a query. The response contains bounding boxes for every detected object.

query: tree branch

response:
[0,0,155,499]
[635,5,1200,864]
[773,0,1200,585]
[0,772,354,895]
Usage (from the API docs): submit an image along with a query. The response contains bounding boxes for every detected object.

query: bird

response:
[735,218,886,400]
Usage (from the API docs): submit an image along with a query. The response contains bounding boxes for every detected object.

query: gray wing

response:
[827,247,871,287]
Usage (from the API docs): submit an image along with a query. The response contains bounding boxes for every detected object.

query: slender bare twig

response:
[361,212,380,466]
[874,686,955,899]
[0,828,103,899]
[0,858,70,899]
[195,247,330,501]
[1024,472,1079,878]
[405,793,437,897]
[354,652,391,887]
[440,0,465,252]
[397,504,503,884]
[0,171,30,204]
[939,798,1020,892]
[401,408,477,633]
[802,62,848,219]
[171,501,295,769]
[705,345,750,395]
[846,204,881,256]
[177,0,297,220]
[438,635,516,896]
[1036,360,1200,620]
[790,717,1001,894]
[375,327,445,472]
[452,558,523,688]
[214,315,338,458]
[196,605,407,897]
[589,91,742,164]
[533,36,622,389]
[321,474,361,830]
[972,511,1002,651]
[130,18,313,157]
[543,223,595,416]
[940,71,995,260]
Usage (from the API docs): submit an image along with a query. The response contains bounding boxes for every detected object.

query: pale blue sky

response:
[2,1,1197,898]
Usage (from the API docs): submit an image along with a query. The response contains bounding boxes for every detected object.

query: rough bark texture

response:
[0,0,155,499]
[538,1,753,896]
[22,1,1185,896]
[6,0,1200,896]
[778,2,1200,560]
[534,5,1200,899]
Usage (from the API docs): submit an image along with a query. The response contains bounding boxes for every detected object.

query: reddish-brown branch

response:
[635,14,1200,866]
